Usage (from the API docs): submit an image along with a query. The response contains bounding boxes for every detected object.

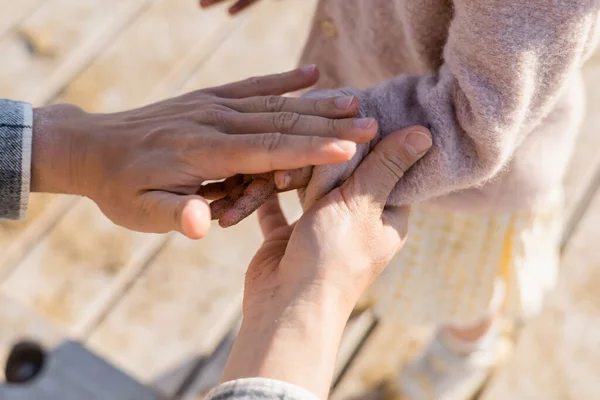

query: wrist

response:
[31,104,96,196]
[224,285,351,399]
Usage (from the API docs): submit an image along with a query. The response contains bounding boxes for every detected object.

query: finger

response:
[210,182,247,220]
[224,95,360,119]
[199,0,226,7]
[257,194,289,237]
[229,0,260,14]
[205,65,319,99]
[141,192,211,240]
[213,112,377,143]
[215,134,358,175]
[198,175,244,200]
[210,197,231,220]
[341,126,432,213]
[219,176,276,227]
[274,166,313,191]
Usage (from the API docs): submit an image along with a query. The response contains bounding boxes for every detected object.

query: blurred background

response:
[0,1,599,399]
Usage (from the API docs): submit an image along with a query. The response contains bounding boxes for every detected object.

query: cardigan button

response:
[320,19,337,37]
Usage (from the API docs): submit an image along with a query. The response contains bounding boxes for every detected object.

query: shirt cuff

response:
[0,99,33,220]
[206,378,320,400]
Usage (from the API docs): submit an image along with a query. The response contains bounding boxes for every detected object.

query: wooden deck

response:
[1,1,600,398]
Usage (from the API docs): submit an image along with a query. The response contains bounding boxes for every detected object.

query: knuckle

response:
[260,132,284,153]
[247,76,263,88]
[263,95,286,112]
[376,150,409,181]
[327,117,339,133]
[179,89,204,102]
[312,98,324,114]
[198,107,230,125]
[337,183,363,215]
[307,135,322,153]
[272,112,301,133]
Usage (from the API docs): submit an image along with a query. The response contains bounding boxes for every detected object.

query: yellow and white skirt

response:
[369,197,563,327]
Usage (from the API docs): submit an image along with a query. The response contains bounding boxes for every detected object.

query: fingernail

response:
[333,139,356,154]
[405,131,432,156]
[301,64,317,74]
[275,173,291,190]
[334,96,355,109]
[354,118,375,129]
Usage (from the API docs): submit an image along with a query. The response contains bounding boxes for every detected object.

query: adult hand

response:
[30,66,377,239]
[222,126,432,399]
[199,0,261,15]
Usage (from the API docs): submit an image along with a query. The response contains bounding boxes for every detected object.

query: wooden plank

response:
[332,324,430,400]
[0,195,75,282]
[71,237,170,340]
[332,56,600,400]
[0,0,43,39]
[0,0,154,106]
[85,221,256,388]
[175,0,318,94]
[1,198,162,330]
[54,0,239,113]
[179,328,239,400]
[482,188,600,399]
[333,311,378,389]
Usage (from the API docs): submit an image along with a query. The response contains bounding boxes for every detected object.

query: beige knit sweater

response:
[298,0,600,213]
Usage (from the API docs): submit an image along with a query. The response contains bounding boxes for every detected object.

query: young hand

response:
[31,66,376,239]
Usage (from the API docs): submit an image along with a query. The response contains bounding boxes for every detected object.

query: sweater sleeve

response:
[301,1,600,208]
[0,99,33,220]
[206,378,320,400]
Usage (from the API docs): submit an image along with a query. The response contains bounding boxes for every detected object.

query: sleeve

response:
[0,99,33,220]
[301,0,600,208]
[206,378,320,400]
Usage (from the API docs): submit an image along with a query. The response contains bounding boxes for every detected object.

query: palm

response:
[244,223,294,306]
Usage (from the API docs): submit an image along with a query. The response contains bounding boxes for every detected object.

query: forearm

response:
[222,287,351,399]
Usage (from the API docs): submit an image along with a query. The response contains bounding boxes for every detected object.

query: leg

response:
[397,281,512,400]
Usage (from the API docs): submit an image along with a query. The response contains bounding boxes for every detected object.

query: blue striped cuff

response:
[0,99,33,220]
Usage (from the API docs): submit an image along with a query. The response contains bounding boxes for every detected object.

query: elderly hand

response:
[199,0,261,15]
[222,126,432,399]
[30,66,377,239]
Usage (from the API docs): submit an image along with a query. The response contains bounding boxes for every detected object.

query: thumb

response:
[341,126,432,212]
[141,192,212,239]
